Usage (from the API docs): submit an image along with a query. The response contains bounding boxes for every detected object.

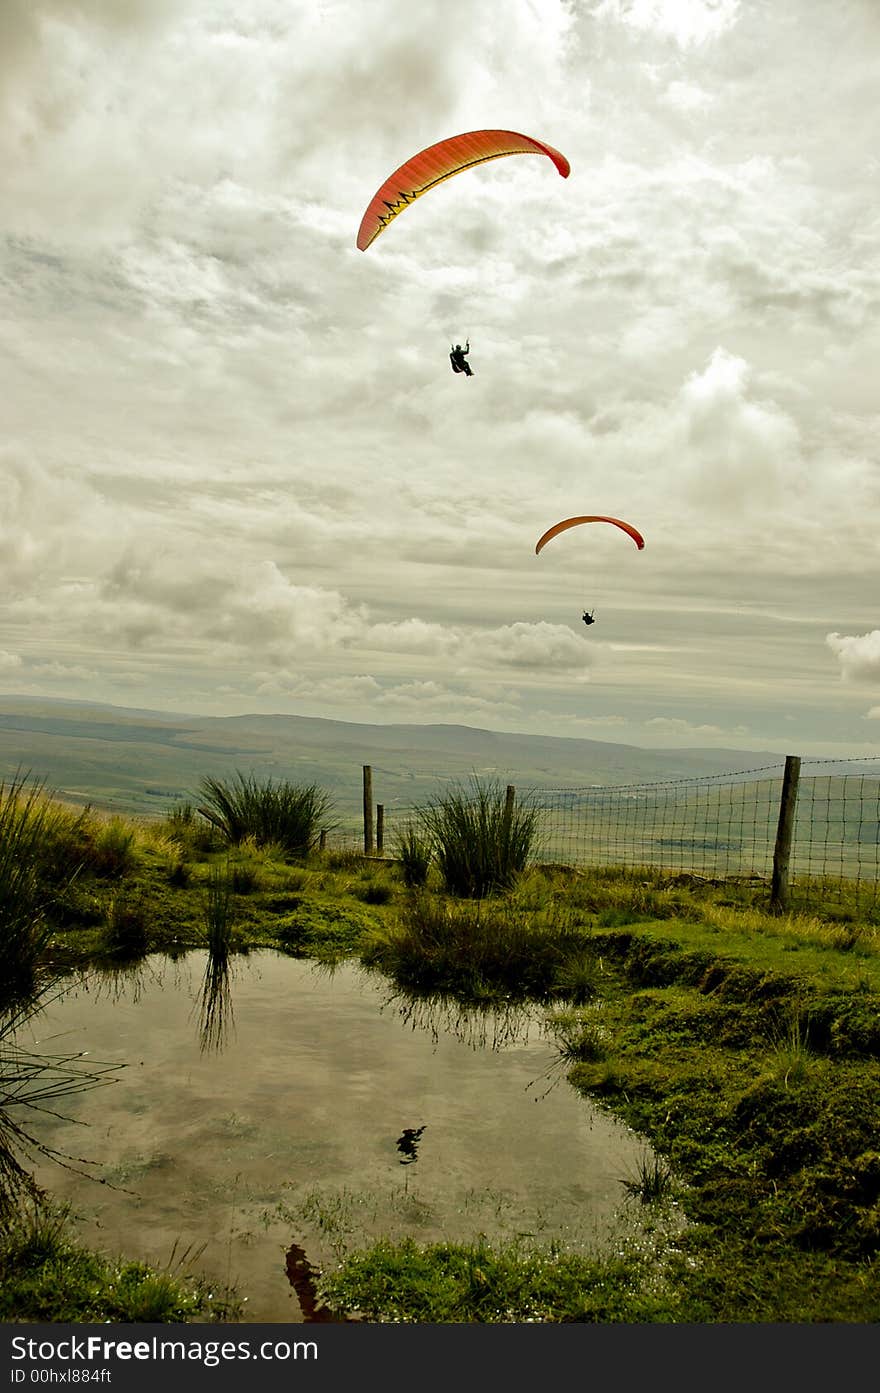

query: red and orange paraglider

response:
[357,129,570,251]
[535,516,646,555]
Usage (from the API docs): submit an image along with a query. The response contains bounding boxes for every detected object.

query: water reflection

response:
[0,985,124,1220]
[380,987,536,1052]
[195,949,236,1054]
[26,952,656,1321]
[87,958,159,1006]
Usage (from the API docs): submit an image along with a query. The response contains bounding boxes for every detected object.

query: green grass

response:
[7,793,880,1323]
[315,1234,676,1323]
[101,890,149,960]
[163,801,222,856]
[361,891,593,1002]
[546,1007,610,1064]
[0,1205,237,1322]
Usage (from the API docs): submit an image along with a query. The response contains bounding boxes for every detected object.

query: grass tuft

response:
[0,775,56,1008]
[362,892,590,1002]
[197,773,335,857]
[766,1012,815,1089]
[102,893,149,959]
[417,778,540,898]
[620,1154,676,1205]
[394,823,432,888]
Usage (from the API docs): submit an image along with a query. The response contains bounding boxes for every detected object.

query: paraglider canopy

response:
[357,129,570,251]
[535,516,646,555]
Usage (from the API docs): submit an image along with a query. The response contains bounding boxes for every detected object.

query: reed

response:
[620,1154,676,1205]
[197,773,335,856]
[418,779,540,898]
[394,823,432,888]
[0,776,56,1009]
[0,988,122,1227]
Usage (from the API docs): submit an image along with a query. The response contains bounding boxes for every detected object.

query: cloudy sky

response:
[1,0,878,755]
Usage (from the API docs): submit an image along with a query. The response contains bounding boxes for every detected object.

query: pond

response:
[23,952,654,1321]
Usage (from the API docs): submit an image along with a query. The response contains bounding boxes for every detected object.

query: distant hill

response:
[0,694,791,821]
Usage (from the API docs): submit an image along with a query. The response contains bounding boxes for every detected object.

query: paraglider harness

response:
[582,610,596,626]
[450,340,473,376]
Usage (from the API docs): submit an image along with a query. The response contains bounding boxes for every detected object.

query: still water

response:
[25,952,650,1321]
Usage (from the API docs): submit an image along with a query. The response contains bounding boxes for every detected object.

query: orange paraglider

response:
[535,516,646,555]
[357,129,570,251]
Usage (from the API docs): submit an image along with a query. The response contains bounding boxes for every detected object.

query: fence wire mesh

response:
[789,767,880,915]
[328,759,880,918]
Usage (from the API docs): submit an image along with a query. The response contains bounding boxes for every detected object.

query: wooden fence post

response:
[376,804,384,855]
[770,755,801,913]
[363,764,374,856]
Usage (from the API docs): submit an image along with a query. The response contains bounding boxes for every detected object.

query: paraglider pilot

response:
[582,610,596,626]
[450,340,473,376]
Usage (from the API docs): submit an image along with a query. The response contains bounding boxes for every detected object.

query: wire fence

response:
[328,757,880,918]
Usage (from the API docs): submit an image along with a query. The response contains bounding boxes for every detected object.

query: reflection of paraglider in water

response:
[356,129,570,251]
[450,340,472,376]
[396,1125,427,1165]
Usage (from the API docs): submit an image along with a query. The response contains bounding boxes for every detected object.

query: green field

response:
[2,793,878,1323]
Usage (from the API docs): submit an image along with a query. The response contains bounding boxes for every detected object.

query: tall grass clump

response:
[197,773,335,857]
[766,1012,815,1089]
[547,1008,609,1065]
[362,894,589,1001]
[0,776,57,1009]
[101,893,148,960]
[88,818,137,879]
[394,823,432,888]
[619,1155,676,1205]
[418,778,540,898]
[202,866,234,957]
[164,801,222,856]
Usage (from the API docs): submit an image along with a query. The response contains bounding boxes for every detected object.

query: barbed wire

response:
[327,758,880,916]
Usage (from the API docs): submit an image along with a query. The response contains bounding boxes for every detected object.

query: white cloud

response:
[827,631,880,684]
[646,716,748,736]
[662,80,713,112]
[255,673,383,703]
[459,622,596,673]
[677,348,801,503]
[592,0,741,47]
[360,619,459,657]
[0,651,23,670]
[29,661,96,681]
[372,680,520,719]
